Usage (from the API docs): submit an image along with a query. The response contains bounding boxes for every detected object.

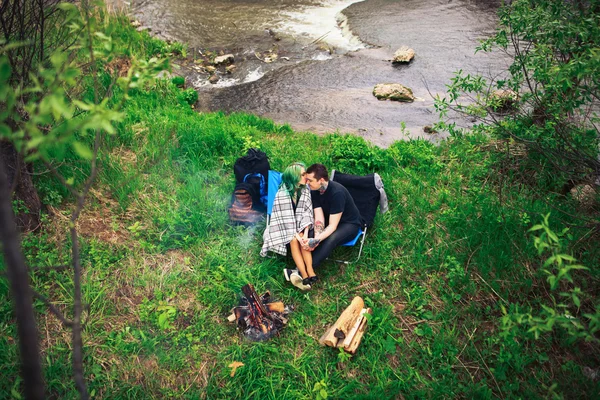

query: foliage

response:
[324,134,386,175]
[179,87,198,105]
[171,75,185,87]
[435,0,600,192]
[501,214,599,343]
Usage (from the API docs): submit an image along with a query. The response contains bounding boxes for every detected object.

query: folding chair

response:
[330,170,388,264]
[266,170,283,225]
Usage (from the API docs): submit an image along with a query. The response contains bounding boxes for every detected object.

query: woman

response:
[260,162,318,290]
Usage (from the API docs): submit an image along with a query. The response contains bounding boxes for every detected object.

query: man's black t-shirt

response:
[311,180,362,227]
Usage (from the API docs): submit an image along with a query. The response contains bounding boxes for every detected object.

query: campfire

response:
[227,284,290,341]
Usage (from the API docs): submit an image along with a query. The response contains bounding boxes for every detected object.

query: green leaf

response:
[0,123,11,138]
[573,294,581,308]
[158,312,168,328]
[384,335,397,355]
[72,141,93,160]
[0,59,11,83]
[11,387,22,399]
[319,389,328,399]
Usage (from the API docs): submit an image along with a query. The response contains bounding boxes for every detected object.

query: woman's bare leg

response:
[290,238,308,278]
[301,249,316,278]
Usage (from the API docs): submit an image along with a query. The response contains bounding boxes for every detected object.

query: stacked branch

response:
[227,284,288,341]
[319,296,372,354]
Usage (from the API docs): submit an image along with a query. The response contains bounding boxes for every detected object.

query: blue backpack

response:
[243,173,267,211]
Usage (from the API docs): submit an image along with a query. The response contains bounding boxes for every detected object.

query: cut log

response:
[342,308,368,348]
[228,301,283,322]
[343,308,372,354]
[319,324,337,346]
[266,301,284,313]
[321,296,364,347]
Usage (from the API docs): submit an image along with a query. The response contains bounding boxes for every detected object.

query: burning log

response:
[319,296,371,354]
[227,284,290,341]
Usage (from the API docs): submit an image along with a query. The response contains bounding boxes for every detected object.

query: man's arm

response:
[305,212,342,250]
[301,207,325,251]
[314,207,325,235]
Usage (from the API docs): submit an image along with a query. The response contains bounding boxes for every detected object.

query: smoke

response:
[237,222,263,250]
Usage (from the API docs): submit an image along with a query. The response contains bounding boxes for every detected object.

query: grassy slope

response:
[1,11,599,400]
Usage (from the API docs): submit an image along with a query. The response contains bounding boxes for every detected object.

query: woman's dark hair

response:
[306,163,329,181]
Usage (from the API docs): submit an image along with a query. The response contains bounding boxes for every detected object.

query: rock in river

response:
[214,54,234,65]
[392,46,415,63]
[373,84,414,102]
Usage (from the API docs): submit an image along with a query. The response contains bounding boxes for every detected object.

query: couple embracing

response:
[260,163,361,290]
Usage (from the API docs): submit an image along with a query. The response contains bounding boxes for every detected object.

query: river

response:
[123,0,504,146]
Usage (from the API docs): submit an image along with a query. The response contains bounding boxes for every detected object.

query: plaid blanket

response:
[260,186,313,256]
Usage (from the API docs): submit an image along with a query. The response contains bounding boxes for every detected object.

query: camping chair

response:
[330,170,388,264]
[266,169,388,264]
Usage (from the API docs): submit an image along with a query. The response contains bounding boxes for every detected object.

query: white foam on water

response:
[312,52,333,61]
[243,68,265,83]
[192,68,264,89]
[280,0,367,52]
[193,76,239,88]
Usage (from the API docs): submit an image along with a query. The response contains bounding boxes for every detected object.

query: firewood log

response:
[343,308,372,354]
[228,301,284,323]
[266,301,284,313]
[342,308,368,348]
[319,324,337,346]
[321,296,364,347]
[242,284,272,319]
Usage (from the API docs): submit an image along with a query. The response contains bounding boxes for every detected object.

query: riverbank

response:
[118,0,506,146]
[1,8,599,398]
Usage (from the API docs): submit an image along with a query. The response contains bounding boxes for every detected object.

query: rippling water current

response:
[126,0,503,146]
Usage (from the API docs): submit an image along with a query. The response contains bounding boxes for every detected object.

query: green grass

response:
[1,9,599,400]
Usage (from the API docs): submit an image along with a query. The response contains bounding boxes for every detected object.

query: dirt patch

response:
[39,310,72,353]
[110,147,138,173]
[105,57,132,78]
[141,249,195,278]
[47,188,132,245]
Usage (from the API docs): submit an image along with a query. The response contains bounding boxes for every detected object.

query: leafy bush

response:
[171,76,185,88]
[324,134,385,174]
[179,88,198,105]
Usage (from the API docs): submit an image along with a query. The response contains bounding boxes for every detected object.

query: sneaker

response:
[283,268,299,282]
[291,272,311,291]
[308,275,319,284]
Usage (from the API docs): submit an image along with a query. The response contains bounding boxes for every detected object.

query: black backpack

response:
[234,148,270,185]
[228,149,270,224]
[233,148,269,212]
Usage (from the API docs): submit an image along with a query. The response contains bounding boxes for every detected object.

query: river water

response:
[125,0,504,146]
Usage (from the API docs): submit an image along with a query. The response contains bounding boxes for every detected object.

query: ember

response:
[228,284,290,341]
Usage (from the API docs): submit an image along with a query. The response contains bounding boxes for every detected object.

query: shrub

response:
[179,88,198,105]
[171,76,185,88]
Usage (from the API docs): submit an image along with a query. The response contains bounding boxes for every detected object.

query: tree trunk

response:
[0,140,41,232]
[0,157,45,399]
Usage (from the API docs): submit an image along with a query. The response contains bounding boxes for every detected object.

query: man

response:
[301,163,361,271]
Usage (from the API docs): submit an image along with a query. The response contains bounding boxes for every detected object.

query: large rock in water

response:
[373,84,414,102]
[392,46,415,63]
[214,54,234,65]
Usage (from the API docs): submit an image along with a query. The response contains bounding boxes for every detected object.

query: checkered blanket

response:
[260,186,313,256]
